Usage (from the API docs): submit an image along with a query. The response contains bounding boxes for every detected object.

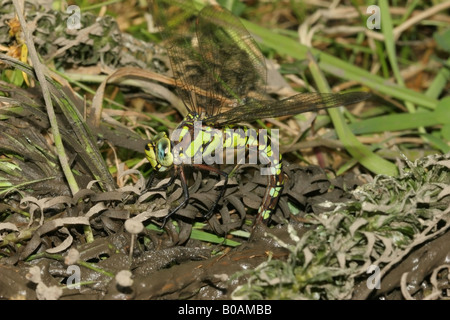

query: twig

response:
[11,0,79,195]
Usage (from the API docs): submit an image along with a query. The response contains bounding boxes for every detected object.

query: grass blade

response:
[242,21,438,110]
[308,54,398,176]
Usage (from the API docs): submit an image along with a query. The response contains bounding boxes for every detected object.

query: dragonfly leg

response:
[145,170,177,191]
[192,164,228,219]
[161,165,189,228]
[254,172,285,226]
[145,170,156,190]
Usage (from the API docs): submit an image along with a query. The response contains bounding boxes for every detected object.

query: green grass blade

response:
[421,134,450,153]
[347,97,450,136]
[241,21,438,110]
[308,55,398,176]
[379,0,416,115]
[426,58,450,99]
[191,228,241,247]
[348,108,450,135]
[51,85,116,191]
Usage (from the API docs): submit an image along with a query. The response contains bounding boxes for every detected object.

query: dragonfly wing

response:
[195,5,267,117]
[151,0,207,114]
[205,92,371,125]
[152,1,267,117]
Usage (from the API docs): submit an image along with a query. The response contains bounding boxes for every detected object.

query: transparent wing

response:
[152,1,266,117]
[204,92,371,125]
[152,1,370,125]
[151,0,201,114]
[195,5,266,116]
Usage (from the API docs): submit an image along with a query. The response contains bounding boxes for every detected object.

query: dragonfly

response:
[146,0,370,228]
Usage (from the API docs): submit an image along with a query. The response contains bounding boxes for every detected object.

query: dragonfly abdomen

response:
[222,125,285,224]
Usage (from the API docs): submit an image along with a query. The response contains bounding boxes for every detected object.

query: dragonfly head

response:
[145,132,173,172]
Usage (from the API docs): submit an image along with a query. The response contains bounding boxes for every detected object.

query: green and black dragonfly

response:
[145,0,370,228]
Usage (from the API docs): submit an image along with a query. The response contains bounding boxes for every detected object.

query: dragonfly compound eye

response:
[156,137,174,167]
[145,133,174,171]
